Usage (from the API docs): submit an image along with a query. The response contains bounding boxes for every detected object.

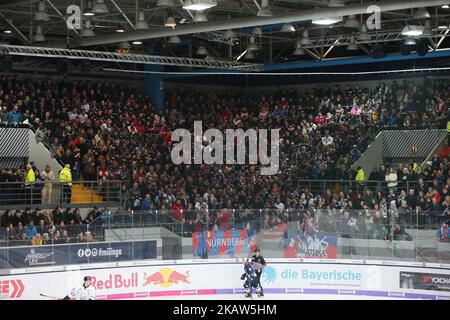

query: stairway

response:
[354,129,447,178]
[71,182,104,204]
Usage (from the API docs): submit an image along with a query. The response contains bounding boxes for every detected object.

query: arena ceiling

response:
[1,0,450,71]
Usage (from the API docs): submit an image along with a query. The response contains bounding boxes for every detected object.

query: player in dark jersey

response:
[241,259,263,298]
[251,248,266,296]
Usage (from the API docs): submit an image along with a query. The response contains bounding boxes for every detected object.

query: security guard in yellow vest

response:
[59,164,72,203]
[447,119,450,145]
[355,166,366,182]
[24,164,36,204]
[355,166,366,191]
[25,164,36,185]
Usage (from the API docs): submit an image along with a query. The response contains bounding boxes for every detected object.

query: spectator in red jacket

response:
[98,164,110,181]
[314,112,326,124]
[172,199,185,222]
[431,189,442,204]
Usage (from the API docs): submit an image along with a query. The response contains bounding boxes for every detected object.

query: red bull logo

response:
[143,268,190,288]
[91,273,139,290]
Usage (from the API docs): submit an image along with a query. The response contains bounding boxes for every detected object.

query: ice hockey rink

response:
[3,258,450,300]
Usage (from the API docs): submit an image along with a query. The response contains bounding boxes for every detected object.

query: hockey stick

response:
[40,293,62,300]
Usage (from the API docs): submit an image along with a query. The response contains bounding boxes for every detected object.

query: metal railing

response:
[0,178,443,209]
[0,180,125,209]
[0,224,92,247]
[96,208,449,235]
[284,179,444,196]
[0,208,448,267]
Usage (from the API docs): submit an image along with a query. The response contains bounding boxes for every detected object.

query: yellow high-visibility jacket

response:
[25,168,36,185]
[59,167,72,186]
[355,168,366,182]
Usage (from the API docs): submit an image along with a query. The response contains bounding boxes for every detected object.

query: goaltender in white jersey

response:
[64,276,96,300]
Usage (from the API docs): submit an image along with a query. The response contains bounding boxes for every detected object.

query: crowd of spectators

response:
[0,206,110,246]
[0,75,449,242]
[0,161,73,205]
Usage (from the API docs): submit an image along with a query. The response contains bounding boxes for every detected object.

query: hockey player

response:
[251,248,266,296]
[241,259,263,298]
[63,276,96,300]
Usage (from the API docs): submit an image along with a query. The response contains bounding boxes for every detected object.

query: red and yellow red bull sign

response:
[89,268,191,290]
[143,268,190,288]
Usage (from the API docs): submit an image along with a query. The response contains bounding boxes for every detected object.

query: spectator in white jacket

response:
[385,167,398,191]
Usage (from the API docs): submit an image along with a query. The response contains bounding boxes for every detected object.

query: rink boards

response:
[0,258,450,300]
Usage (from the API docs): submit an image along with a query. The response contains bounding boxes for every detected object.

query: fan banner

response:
[192,230,257,257]
[283,230,337,259]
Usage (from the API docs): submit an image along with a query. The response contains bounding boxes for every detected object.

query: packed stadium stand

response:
[0,75,449,249]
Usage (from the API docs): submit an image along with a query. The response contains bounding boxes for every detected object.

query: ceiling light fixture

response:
[32,25,46,42]
[404,37,417,46]
[132,40,143,45]
[194,11,208,23]
[92,0,109,14]
[300,29,312,46]
[196,46,208,55]
[347,36,358,50]
[345,15,360,29]
[245,51,255,59]
[247,35,259,51]
[281,23,295,32]
[257,0,272,17]
[165,16,177,29]
[312,17,342,25]
[3,30,11,34]
[183,0,217,11]
[415,7,430,19]
[83,0,95,16]
[136,11,149,30]
[81,19,95,37]
[119,41,131,49]
[401,25,425,36]
[293,40,305,56]
[116,28,125,33]
[442,4,449,9]
[34,0,49,22]
[358,24,370,42]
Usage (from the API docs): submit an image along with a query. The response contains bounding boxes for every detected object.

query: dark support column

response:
[144,43,164,110]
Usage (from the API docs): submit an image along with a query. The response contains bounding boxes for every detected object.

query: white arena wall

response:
[1,259,450,300]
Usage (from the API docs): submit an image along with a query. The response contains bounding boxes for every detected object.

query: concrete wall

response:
[28,130,62,173]
[353,131,384,177]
